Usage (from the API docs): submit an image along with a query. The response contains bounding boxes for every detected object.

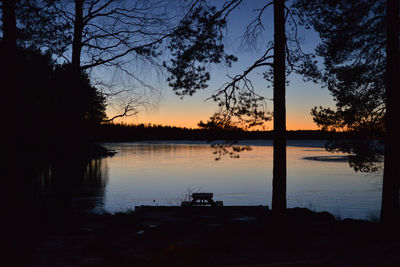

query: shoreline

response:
[3,206,399,266]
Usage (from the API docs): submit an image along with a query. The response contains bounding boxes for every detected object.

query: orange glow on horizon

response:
[111,115,319,131]
[107,97,321,131]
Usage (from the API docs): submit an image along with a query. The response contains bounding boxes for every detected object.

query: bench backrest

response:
[192,193,213,198]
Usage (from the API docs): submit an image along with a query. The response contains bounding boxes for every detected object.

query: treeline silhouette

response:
[94,123,349,142]
[7,47,107,159]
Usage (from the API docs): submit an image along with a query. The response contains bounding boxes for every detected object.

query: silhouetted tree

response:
[1,1,108,153]
[1,0,21,170]
[165,0,316,213]
[3,1,247,149]
[272,0,287,213]
[24,0,241,133]
[7,47,107,154]
[51,0,202,121]
[13,0,71,54]
[382,0,399,224]
[293,0,399,223]
[1,1,181,139]
[1,0,17,51]
[293,0,385,136]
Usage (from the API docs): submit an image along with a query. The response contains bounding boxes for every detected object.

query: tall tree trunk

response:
[68,0,85,149]
[1,0,20,228]
[2,0,17,53]
[272,0,287,213]
[381,0,400,224]
[2,0,18,158]
[72,0,84,72]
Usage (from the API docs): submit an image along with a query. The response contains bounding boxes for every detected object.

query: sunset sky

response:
[108,1,336,130]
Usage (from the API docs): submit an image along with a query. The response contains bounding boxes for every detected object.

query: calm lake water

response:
[81,140,382,220]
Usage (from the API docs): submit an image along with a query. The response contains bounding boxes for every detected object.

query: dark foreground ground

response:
[2,206,400,267]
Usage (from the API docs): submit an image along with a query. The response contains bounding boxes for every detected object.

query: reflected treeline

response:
[325,139,384,173]
[1,154,108,237]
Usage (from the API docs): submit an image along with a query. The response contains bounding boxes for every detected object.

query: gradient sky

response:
[108,1,335,130]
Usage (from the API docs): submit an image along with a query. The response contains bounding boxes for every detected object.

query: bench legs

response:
[190,197,216,206]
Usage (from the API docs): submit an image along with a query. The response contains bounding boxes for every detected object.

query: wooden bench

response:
[181,193,223,207]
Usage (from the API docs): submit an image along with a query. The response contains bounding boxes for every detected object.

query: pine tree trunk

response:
[72,0,84,72]
[68,0,85,149]
[1,0,19,225]
[272,0,287,213]
[2,0,17,118]
[2,0,17,53]
[381,0,400,224]
[2,0,18,158]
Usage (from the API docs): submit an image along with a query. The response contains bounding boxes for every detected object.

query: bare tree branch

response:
[102,97,140,122]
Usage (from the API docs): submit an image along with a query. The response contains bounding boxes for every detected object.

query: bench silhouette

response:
[181,193,223,207]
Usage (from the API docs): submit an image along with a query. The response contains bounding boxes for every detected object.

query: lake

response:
[77,140,382,220]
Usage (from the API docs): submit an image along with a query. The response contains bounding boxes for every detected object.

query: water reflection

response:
[303,155,349,162]
[2,141,383,221]
[2,156,108,223]
[100,141,382,220]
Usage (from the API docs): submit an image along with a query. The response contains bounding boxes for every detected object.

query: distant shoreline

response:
[94,123,355,142]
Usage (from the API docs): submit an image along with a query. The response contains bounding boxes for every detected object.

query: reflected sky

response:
[97,141,382,220]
